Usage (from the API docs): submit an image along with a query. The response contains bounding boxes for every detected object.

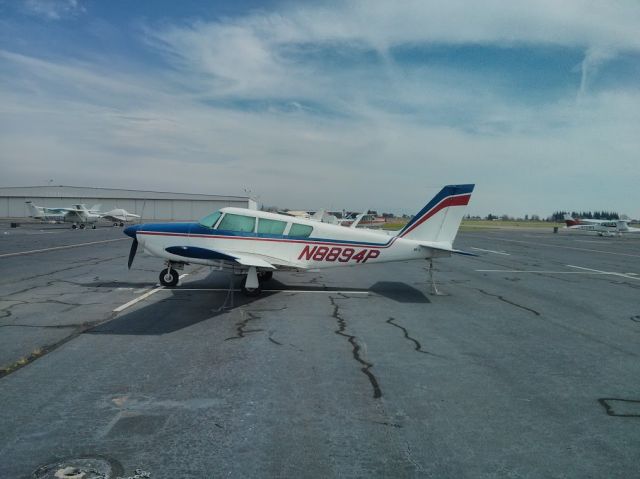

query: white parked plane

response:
[26,202,139,229]
[563,214,640,236]
[102,208,141,227]
[125,184,475,295]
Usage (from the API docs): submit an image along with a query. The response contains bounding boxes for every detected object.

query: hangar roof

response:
[0,185,249,202]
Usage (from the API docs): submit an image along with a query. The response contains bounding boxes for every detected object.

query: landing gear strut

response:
[242,266,261,296]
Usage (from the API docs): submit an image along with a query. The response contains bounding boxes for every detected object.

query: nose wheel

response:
[159,267,179,287]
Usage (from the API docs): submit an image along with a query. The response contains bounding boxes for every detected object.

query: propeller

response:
[127,238,138,269]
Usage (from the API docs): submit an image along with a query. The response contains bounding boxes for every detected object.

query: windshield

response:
[199,211,222,228]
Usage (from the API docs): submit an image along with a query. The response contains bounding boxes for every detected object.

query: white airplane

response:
[101,208,141,227]
[125,184,475,295]
[26,202,139,229]
[563,214,640,236]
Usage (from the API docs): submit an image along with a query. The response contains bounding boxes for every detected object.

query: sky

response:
[1,0,639,217]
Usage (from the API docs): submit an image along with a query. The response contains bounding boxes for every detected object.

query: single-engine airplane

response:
[563,214,640,236]
[26,201,140,229]
[124,184,475,295]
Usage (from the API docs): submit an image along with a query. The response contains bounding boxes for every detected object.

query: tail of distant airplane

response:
[397,184,474,244]
[563,214,580,227]
[25,201,44,218]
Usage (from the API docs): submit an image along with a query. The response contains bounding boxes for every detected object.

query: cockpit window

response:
[217,213,256,233]
[257,218,287,235]
[289,223,313,238]
[199,211,222,228]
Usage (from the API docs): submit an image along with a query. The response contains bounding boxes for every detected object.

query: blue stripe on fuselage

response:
[135,222,394,247]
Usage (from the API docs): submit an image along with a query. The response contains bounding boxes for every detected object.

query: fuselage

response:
[130,207,451,271]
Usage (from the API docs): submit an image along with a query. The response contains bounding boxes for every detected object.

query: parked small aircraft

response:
[26,202,139,229]
[125,184,475,295]
[563,214,640,236]
[102,208,141,227]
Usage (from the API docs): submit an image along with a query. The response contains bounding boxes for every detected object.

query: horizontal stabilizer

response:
[419,244,478,257]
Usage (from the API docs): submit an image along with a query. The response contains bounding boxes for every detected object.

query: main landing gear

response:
[241,267,274,296]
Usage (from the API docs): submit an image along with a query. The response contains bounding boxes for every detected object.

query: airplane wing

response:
[165,246,300,269]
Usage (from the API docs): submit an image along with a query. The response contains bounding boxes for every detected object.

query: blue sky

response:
[1,0,639,217]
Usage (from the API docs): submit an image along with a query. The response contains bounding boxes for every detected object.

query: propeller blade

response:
[127,238,138,269]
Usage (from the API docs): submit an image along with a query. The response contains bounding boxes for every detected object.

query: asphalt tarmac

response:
[1,222,639,478]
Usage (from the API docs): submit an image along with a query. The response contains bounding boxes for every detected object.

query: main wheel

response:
[79,223,86,229]
[92,224,96,229]
[258,271,273,283]
[242,285,262,297]
[119,222,124,227]
[71,224,77,230]
[159,268,179,287]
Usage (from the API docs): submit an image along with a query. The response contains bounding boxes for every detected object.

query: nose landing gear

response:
[159,267,179,287]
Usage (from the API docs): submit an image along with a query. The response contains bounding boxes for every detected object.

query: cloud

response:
[22,0,85,20]
[1,1,640,216]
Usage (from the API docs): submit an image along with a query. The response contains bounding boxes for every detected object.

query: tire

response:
[71,224,77,230]
[79,224,86,229]
[258,270,273,282]
[159,268,179,287]
[120,222,124,227]
[242,285,262,297]
[92,224,96,229]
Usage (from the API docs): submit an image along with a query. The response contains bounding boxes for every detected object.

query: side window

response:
[199,211,222,228]
[289,223,313,238]
[217,213,256,232]
[257,218,287,235]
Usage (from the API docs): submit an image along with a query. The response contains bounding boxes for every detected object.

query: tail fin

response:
[563,214,579,227]
[397,184,474,244]
[25,201,44,218]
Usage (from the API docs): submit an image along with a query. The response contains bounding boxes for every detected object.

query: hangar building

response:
[0,185,255,221]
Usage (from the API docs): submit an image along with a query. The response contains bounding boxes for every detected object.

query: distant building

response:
[0,185,255,221]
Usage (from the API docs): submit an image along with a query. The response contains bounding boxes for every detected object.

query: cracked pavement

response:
[1,223,640,478]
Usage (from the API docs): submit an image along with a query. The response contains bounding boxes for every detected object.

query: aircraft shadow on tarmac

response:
[87,274,429,336]
[369,281,430,304]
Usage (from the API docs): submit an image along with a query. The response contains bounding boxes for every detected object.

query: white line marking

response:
[475,270,608,274]
[0,238,127,258]
[566,265,640,281]
[113,287,163,312]
[470,247,510,255]
[113,273,191,313]
[466,236,640,258]
[156,288,370,294]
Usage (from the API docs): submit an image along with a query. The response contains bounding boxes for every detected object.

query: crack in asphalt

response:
[224,310,263,341]
[476,289,541,316]
[0,255,123,285]
[386,317,442,357]
[329,295,382,399]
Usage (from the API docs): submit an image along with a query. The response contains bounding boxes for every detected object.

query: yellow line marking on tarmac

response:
[0,238,127,258]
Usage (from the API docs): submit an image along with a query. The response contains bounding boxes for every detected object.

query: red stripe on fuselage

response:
[400,194,470,238]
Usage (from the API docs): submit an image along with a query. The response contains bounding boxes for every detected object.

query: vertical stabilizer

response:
[397,184,474,244]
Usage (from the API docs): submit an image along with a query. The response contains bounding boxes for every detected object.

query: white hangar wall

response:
[0,186,256,220]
